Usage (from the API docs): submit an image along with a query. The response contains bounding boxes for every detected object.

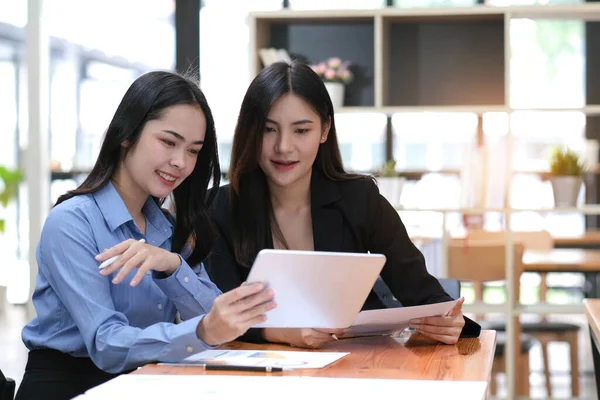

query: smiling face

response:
[119,103,206,200]
[259,93,329,190]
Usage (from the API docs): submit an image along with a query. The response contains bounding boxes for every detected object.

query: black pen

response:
[202,364,284,372]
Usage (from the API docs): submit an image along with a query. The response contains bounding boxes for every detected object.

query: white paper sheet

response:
[346,299,458,335]
[79,374,488,400]
[161,349,349,369]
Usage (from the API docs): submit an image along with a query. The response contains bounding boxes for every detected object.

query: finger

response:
[447,297,465,316]
[241,299,277,322]
[417,331,459,345]
[111,250,143,284]
[130,260,152,287]
[241,314,268,329]
[233,289,275,313]
[411,323,461,337]
[314,328,345,335]
[221,283,265,304]
[310,330,336,340]
[101,248,142,276]
[412,316,456,327]
[95,239,136,261]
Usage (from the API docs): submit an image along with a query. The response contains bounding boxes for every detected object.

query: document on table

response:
[344,299,458,335]
[159,349,349,369]
[78,374,488,400]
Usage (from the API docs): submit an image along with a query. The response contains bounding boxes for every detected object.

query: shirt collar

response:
[93,181,173,238]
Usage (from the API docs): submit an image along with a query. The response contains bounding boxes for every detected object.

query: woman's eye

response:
[296,128,309,134]
[265,126,276,133]
[161,139,175,146]
[188,149,200,155]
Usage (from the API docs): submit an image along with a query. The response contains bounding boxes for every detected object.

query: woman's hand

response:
[409,297,466,344]
[96,239,182,286]
[197,282,277,346]
[262,328,345,348]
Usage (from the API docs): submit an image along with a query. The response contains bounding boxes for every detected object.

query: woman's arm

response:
[365,181,480,338]
[97,239,222,322]
[39,208,274,373]
[151,257,223,321]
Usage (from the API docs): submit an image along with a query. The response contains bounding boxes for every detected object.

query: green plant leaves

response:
[0,167,23,233]
[378,160,397,177]
[548,147,585,177]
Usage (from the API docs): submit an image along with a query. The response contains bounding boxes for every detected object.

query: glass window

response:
[509,19,585,108]
[0,1,26,27]
[200,0,283,172]
[0,60,19,259]
[48,0,175,69]
[336,113,387,172]
[392,112,477,172]
[510,111,586,234]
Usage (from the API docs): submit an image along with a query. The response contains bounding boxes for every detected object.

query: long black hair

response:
[56,71,220,266]
[228,61,362,268]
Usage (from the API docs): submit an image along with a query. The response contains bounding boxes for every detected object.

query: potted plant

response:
[0,166,23,233]
[376,160,405,207]
[310,57,353,109]
[548,147,586,208]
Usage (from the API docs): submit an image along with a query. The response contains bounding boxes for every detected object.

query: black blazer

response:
[204,169,481,342]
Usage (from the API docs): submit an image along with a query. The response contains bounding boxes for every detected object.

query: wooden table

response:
[584,299,600,400]
[411,230,600,249]
[136,330,496,383]
[554,230,600,248]
[523,248,600,272]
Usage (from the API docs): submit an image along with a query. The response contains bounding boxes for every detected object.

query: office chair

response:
[464,230,581,397]
[447,241,533,396]
[0,368,15,400]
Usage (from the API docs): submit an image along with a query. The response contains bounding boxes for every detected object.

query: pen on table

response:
[201,364,284,373]
[98,238,146,270]
[331,334,339,341]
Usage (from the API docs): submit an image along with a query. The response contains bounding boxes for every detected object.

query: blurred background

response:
[2,1,600,399]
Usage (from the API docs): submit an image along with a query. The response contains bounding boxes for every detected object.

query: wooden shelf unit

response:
[249,3,600,115]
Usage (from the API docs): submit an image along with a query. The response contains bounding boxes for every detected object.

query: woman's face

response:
[121,104,206,199]
[259,93,329,189]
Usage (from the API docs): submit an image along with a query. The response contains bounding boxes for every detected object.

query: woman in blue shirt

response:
[16,71,275,400]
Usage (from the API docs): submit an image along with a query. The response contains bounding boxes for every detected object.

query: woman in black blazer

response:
[205,61,480,348]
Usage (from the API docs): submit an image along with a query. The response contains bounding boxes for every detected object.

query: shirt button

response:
[183,277,190,283]
[186,346,193,353]
[157,303,163,310]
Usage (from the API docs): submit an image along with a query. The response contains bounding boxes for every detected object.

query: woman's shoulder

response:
[43,194,98,235]
[49,193,97,220]
[334,175,379,201]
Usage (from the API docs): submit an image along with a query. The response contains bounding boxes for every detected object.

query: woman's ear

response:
[320,117,331,144]
[121,140,130,149]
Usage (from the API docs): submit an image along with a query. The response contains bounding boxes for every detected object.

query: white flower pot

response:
[550,176,583,208]
[377,177,406,207]
[324,81,345,109]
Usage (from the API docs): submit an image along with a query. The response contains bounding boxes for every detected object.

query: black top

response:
[204,168,481,342]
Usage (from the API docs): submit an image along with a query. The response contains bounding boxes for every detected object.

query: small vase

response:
[550,176,583,208]
[324,81,345,109]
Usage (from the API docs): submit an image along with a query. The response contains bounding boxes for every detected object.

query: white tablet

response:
[246,249,386,329]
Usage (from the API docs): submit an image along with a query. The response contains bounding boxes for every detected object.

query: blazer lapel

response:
[311,168,344,252]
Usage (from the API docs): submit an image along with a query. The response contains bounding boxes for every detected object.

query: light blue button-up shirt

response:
[22,182,222,373]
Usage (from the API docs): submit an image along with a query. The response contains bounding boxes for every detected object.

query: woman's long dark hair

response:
[228,61,362,268]
[56,71,220,266]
